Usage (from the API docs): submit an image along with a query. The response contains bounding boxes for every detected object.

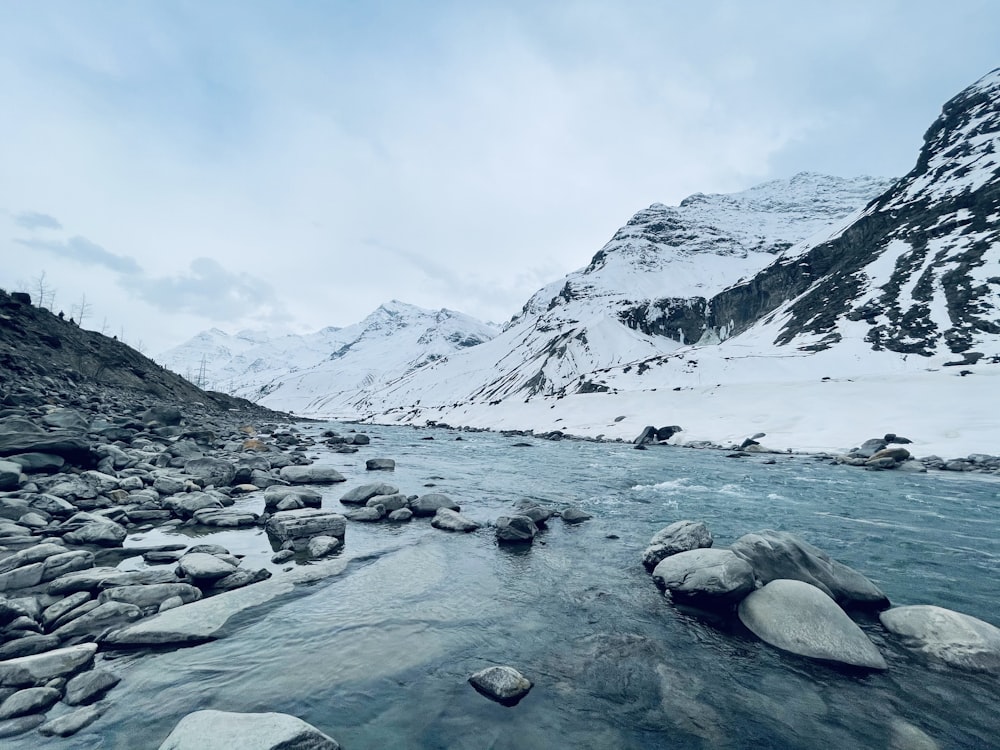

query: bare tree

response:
[33,271,57,310]
[99,317,109,336]
[72,293,93,328]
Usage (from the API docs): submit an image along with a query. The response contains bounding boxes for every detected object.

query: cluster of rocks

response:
[642,521,1000,674]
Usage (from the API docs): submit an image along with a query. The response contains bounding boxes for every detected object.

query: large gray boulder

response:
[0,686,61,720]
[157,709,340,749]
[51,601,143,639]
[177,553,237,583]
[263,485,322,512]
[99,583,202,612]
[495,515,538,544]
[62,519,127,547]
[0,643,97,687]
[879,605,1000,673]
[340,482,399,505]
[738,579,887,670]
[730,530,889,609]
[642,520,714,570]
[0,460,21,491]
[265,509,346,544]
[0,543,67,575]
[164,492,225,519]
[183,457,236,487]
[651,548,754,604]
[279,465,345,485]
[468,665,533,706]
[410,493,459,517]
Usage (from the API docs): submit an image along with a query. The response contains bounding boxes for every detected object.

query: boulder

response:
[41,551,95,582]
[41,408,90,432]
[176,553,237,583]
[278,465,345,485]
[212,568,272,591]
[0,686,61,720]
[0,714,45,737]
[410,493,459,517]
[51,601,143,639]
[192,508,259,528]
[0,542,68,575]
[98,583,202,611]
[157,709,340,750]
[738,579,887,670]
[366,493,407,512]
[42,592,93,628]
[387,508,412,522]
[48,567,180,595]
[495,515,538,544]
[5,453,65,474]
[642,520,714,570]
[0,563,44,592]
[307,536,342,559]
[183,457,236,487]
[651,548,754,604]
[340,483,399,505]
[62,519,127,547]
[164,491,225,519]
[38,702,108,737]
[431,508,479,532]
[468,666,533,706]
[140,406,182,426]
[0,460,21,491]
[730,530,889,609]
[0,643,97,687]
[365,458,395,471]
[0,430,96,467]
[263,485,322,512]
[344,506,384,522]
[65,669,121,705]
[561,506,592,524]
[0,635,61,660]
[879,605,1000,673]
[265,509,346,544]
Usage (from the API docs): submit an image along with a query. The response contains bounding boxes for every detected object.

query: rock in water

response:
[730,529,889,609]
[642,520,714,570]
[495,515,538,544]
[468,666,533,706]
[278,465,346,484]
[0,644,97,688]
[651,548,754,605]
[431,508,479,532]
[365,458,395,471]
[157,709,340,749]
[738,579,887,670]
[879,605,1000,673]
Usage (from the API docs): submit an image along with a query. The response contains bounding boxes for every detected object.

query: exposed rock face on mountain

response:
[707,67,1000,360]
[161,301,498,417]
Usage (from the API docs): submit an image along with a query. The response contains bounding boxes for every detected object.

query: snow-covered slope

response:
[365,69,1000,456]
[159,301,498,416]
[358,173,892,413]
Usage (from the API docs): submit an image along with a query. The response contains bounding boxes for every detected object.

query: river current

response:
[21,423,1000,748]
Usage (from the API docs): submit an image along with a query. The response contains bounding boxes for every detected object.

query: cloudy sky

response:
[1,1,997,355]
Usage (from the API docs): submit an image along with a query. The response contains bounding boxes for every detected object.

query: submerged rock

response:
[738,579,887,670]
[431,508,479,532]
[157,709,340,749]
[468,665,533,706]
[879,605,1000,673]
[495,515,538,544]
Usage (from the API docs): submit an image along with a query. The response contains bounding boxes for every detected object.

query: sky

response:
[1,1,998,356]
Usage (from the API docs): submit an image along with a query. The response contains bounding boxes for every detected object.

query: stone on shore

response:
[183,457,236,487]
[738,579,887,670]
[651,548,754,604]
[0,643,97,687]
[0,686,61,719]
[157,709,341,750]
[51,601,143,639]
[177,553,237,583]
[98,583,202,612]
[38,701,108,737]
[307,536,342,559]
[265,509,346,544]
[468,666,533,706]
[642,520,714,570]
[263,485,322,512]
[279,465,345,485]
[879,605,1000,672]
[431,508,479,532]
[65,669,121,705]
[730,530,889,609]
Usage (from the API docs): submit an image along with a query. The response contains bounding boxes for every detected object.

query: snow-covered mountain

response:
[354,173,892,414]
[159,301,498,416]
[362,69,999,455]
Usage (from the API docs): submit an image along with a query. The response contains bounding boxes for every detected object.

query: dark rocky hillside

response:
[0,288,285,421]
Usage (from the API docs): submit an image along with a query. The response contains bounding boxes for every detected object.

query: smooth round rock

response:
[738,579,887,670]
[468,665,533,706]
[157,709,340,749]
[431,508,479,532]
[879,605,1000,672]
[651,548,754,604]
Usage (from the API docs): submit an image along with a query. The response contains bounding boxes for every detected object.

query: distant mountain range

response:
[161,68,1000,440]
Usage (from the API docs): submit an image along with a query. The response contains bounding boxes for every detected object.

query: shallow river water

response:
[19,423,1000,748]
